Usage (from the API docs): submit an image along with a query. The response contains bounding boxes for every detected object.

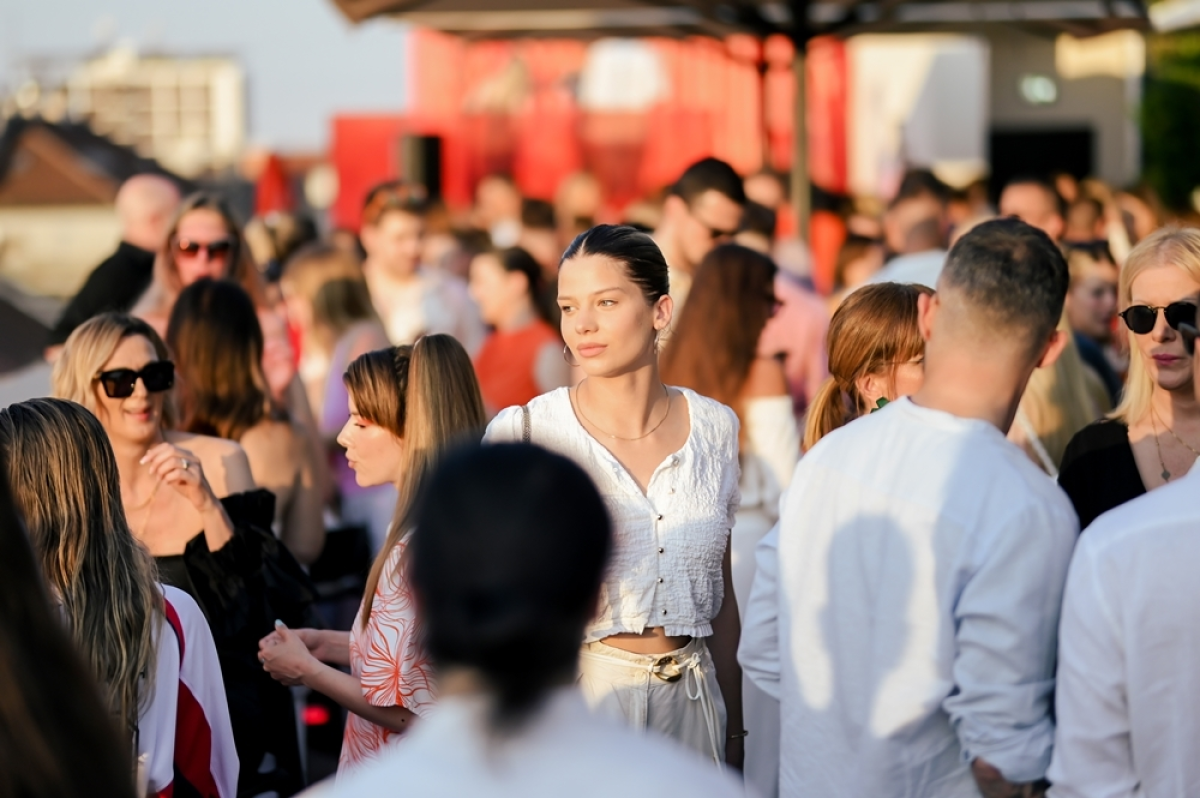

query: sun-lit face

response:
[677,190,742,270]
[336,395,405,488]
[1127,263,1200,395]
[557,254,670,378]
[999,184,1063,241]
[362,210,424,279]
[93,334,166,445]
[174,208,234,286]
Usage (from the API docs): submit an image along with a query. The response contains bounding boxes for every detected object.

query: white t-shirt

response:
[484,386,741,642]
[1048,461,1200,798]
[308,687,746,798]
[740,397,1078,797]
[865,248,947,290]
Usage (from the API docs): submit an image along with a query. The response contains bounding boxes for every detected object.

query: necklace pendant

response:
[1162,468,1172,481]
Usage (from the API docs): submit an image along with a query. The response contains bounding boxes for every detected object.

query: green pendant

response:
[1162,468,1172,481]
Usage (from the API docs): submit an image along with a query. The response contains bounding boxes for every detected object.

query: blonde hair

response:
[0,398,161,740]
[280,243,379,356]
[804,283,933,451]
[346,335,487,627]
[1110,226,1200,425]
[52,313,178,430]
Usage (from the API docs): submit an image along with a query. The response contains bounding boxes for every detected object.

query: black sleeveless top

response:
[1058,420,1146,530]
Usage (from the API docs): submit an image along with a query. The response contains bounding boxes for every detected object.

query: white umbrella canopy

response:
[331,0,1148,239]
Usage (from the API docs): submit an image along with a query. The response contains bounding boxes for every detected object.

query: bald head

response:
[116,175,181,252]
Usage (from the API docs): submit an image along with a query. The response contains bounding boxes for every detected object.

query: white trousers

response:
[578,637,727,765]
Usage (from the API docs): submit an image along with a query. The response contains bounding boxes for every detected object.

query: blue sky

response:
[0,0,408,151]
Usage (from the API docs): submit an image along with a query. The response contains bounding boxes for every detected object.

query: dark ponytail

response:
[409,443,611,730]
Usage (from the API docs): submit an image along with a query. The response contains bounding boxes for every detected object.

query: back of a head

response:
[167,278,270,440]
[938,217,1068,352]
[116,174,181,242]
[0,449,137,798]
[410,442,612,730]
[282,242,375,343]
[0,398,159,743]
[670,157,746,206]
[660,244,777,414]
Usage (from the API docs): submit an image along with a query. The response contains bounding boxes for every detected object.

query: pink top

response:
[339,537,437,775]
[757,274,829,417]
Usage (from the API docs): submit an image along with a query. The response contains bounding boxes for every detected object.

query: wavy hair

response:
[346,335,487,627]
[0,399,161,741]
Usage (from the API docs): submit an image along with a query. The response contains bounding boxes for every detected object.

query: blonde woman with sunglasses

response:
[1060,227,1200,529]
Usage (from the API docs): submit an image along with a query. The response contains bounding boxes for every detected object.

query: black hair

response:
[520,198,556,231]
[409,442,611,731]
[561,224,669,304]
[490,246,556,325]
[895,168,951,205]
[669,157,746,206]
[1003,175,1066,219]
[739,200,777,239]
[941,217,1069,349]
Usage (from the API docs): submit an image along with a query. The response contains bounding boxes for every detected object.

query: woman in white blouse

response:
[661,243,799,796]
[484,225,744,768]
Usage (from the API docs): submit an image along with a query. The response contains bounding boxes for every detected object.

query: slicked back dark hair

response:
[669,157,746,206]
[940,217,1068,350]
[561,224,669,305]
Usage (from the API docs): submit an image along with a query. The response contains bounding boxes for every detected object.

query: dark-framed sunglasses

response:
[1118,302,1198,336]
[175,237,233,259]
[95,361,175,399]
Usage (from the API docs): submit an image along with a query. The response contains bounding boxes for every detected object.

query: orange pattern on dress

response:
[338,538,436,775]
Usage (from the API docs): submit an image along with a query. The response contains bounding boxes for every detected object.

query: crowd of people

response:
[1,151,1198,798]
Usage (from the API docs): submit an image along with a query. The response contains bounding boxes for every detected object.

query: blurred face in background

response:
[174,209,233,286]
[361,209,424,279]
[1067,254,1119,342]
[666,189,742,270]
[999,183,1064,241]
[469,252,529,328]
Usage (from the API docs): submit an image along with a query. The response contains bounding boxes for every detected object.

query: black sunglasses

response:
[1118,302,1198,336]
[175,238,233,259]
[95,361,175,399]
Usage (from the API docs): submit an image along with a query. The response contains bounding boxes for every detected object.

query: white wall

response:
[0,207,120,298]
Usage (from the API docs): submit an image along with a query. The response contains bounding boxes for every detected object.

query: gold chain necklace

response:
[1153,406,1200,458]
[1149,406,1200,482]
[574,382,671,441]
[134,480,162,540]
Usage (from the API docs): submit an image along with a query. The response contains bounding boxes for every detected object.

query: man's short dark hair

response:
[941,217,1068,349]
[670,157,746,206]
[1003,175,1066,219]
[895,168,951,205]
[739,201,777,239]
[521,198,556,231]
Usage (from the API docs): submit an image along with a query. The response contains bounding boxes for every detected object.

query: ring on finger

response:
[181,458,190,471]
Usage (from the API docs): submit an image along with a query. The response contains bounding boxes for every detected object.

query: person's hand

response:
[971,758,1048,798]
[724,734,745,771]
[260,628,338,663]
[259,621,319,687]
[141,442,217,513]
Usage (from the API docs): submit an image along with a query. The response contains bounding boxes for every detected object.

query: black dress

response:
[1058,420,1147,530]
[156,490,320,798]
[48,241,155,345]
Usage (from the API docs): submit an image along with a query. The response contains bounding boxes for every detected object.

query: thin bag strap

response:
[521,404,531,444]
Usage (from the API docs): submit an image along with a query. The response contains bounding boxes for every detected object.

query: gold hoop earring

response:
[563,344,579,367]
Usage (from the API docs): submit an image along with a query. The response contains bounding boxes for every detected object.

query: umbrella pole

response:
[791,0,810,245]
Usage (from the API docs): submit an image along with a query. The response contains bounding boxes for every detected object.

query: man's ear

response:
[1035,328,1070,370]
[917,291,938,342]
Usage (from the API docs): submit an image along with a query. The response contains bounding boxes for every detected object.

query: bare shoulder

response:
[166,430,256,497]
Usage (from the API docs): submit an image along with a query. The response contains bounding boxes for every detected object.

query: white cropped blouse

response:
[484,386,741,642]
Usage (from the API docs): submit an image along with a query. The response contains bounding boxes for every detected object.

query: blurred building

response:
[64,46,246,178]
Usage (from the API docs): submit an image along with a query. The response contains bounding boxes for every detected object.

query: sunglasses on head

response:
[175,238,233,259]
[1119,302,1198,336]
[95,361,175,399]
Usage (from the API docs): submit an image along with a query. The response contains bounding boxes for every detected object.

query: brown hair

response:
[152,191,265,308]
[361,181,429,228]
[0,399,161,743]
[280,243,379,355]
[52,313,179,430]
[660,244,777,426]
[347,335,487,627]
[167,279,276,441]
[0,445,137,798]
[804,282,932,451]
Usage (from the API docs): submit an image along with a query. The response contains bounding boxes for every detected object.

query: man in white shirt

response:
[1046,313,1200,798]
[741,217,1079,798]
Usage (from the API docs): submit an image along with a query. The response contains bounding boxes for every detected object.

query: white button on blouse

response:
[484,386,741,642]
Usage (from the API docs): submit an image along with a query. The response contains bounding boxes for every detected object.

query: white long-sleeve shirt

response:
[739,398,1078,797]
[1048,462,1200,798]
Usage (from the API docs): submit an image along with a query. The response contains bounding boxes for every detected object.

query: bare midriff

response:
[603,627,692,655]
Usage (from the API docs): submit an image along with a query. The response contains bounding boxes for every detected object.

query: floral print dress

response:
[338,535,436,775]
